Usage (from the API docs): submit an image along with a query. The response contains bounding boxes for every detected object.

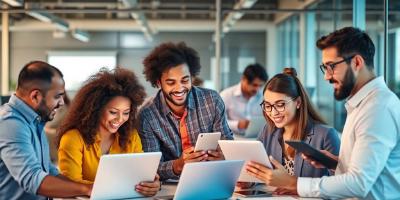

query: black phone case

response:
[285,140,338,169]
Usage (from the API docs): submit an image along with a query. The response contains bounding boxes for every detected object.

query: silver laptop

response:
[88,152,161,200]
[158,160,244,200]
[243,117,266,138]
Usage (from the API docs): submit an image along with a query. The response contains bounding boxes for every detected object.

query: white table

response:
[56,182,320,200]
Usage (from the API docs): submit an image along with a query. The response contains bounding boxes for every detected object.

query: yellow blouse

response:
[58,129,143,184]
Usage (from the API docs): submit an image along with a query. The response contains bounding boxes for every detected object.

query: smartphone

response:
[194,132,221,152]
[234,190,271,197]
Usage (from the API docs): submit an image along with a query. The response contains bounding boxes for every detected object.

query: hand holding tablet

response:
[285,140,338,169]
[194,132,221,152]
[218,140,272,182]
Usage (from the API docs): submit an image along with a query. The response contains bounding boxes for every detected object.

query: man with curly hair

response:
[139,42,233,180]
[0,61,92,199]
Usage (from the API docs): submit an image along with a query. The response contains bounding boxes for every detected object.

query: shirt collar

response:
[8,94,41,124]
[305,122,314,136]
[233,83,263,99]
[158,88,195,117]
[345,76,385,111]
[95,133,101,143]
[94,133,123,155]
[95,132,120,143]
[233,83,243,97]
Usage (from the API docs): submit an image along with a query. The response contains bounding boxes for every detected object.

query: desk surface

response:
[56,183,320,200]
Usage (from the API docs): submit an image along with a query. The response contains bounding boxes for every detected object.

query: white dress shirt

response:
[220,83,264,134]
[298,77,400,199]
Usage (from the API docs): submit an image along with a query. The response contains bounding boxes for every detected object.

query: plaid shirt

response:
[138,87,233,180]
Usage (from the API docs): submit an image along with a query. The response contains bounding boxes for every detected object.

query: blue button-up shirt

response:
[139,87,233,180]
[0,94,59,200]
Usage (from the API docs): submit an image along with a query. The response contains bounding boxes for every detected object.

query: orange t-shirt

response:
[173,109,192,150]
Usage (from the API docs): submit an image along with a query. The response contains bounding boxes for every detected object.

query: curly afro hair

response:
[57,67,146,150]
[143,42,201,87]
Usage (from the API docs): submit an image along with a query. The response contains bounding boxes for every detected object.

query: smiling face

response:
[98,96,131,136]
[36,75,65,122]
[322,47,356,100]
[158,63,192,112]
[263,90,300,129]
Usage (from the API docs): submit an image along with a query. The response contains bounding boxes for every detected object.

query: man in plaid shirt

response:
[138,42,233,180]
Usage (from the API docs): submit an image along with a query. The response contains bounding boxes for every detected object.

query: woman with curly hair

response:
[57,67,160,196]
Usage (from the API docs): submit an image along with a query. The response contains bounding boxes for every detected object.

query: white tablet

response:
[218,140,272,183]
[90,152,161,200]
[194,132,221,152]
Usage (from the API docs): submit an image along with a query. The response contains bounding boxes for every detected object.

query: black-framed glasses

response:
[319,55,355,75]
[260,97,297,113]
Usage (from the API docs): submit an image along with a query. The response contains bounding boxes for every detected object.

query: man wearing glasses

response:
[257,27,400,199]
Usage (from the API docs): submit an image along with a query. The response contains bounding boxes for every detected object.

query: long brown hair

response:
[57,67,146,150]
[263,67,326,157]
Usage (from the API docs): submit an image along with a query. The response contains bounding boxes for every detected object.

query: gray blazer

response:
[258,123,340,178]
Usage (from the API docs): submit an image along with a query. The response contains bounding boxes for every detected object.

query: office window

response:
[365,0,400,97]
[277,15,300,70]
[48,51,117,91]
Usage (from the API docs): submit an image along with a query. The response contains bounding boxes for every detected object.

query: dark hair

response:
[143,42,201,87]
[316,27,375,69]
[243,63,268,82]
[192,76,204,87]
[58,67,146,150]
[17,60,64,94]
[263,67,326,157]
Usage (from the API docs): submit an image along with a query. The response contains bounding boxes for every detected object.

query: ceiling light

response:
[1,0,23,7]
[52,17,69,32]
[241,0,258,8]
[27,11,52,23]
[72,29,90,42]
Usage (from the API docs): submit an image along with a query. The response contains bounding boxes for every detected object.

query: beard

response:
[162,88,190,107]
[36,99,57,122]
[330,66,356,100]
[248,89,258,97]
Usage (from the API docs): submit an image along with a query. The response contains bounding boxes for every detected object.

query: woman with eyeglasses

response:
[243,68,340,195]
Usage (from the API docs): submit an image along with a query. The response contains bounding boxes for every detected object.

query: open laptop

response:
[86,152,161,200]
[243,117,266,138]
[157,160,244,200]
